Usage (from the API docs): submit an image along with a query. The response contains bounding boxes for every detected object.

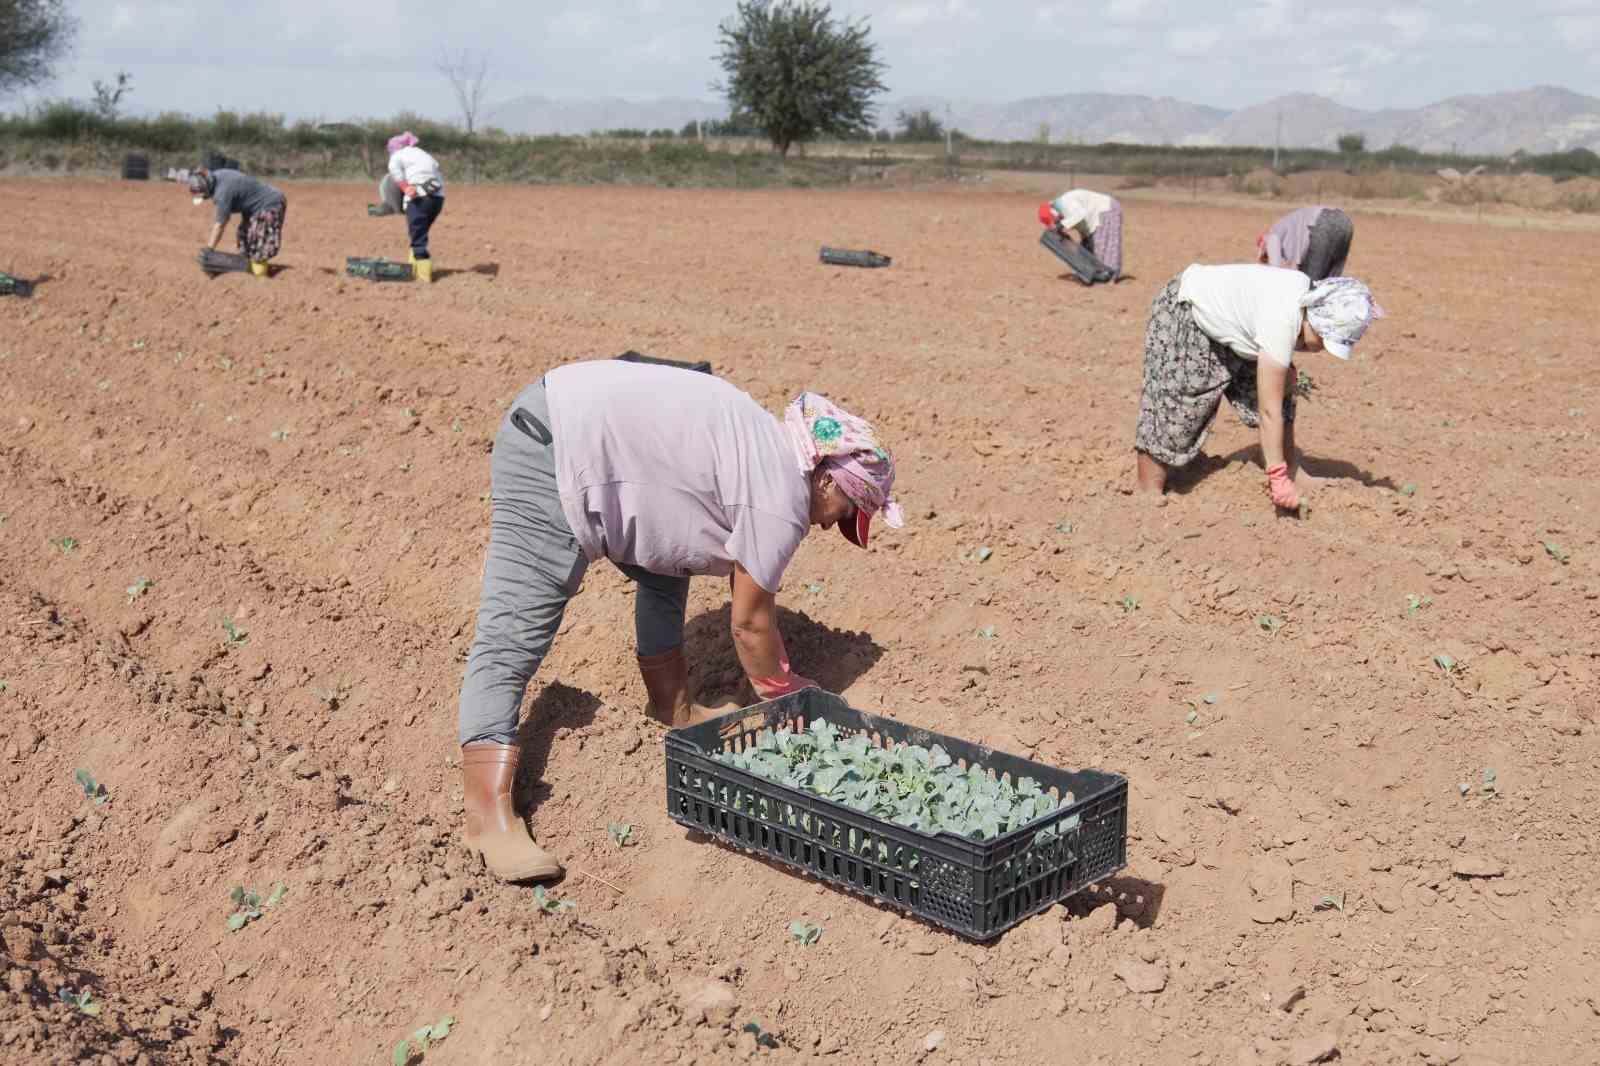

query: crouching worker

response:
[1039,187,1124,280]
[189,168,286,277]
[1256,205,1354,281]
[1133,266,1382,510]
[386,131,445,282]
[457,359,904,881]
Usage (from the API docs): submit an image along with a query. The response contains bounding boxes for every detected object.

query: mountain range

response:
[486,86,1600,155]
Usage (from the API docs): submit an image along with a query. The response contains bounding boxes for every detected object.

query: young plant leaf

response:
[1542,540,1570,565]
[607,822,636,847]
[393,1039,412,1066]
[788,919,822,946]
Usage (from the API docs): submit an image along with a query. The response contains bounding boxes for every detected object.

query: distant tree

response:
[92,70,133,120]
[1337,132,1366,155]
[715,0,888,157]
[648,128,677,139]
[874,127,891,142]
[895,108,944,142]
[438,49,491,135]
[1037,121,1051,145]
[1,0,77,96]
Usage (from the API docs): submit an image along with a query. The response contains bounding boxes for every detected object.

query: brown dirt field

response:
[3,178,1599,1066]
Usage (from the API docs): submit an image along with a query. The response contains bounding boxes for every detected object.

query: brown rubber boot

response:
[638,647,728,729]
[461,743,563,883]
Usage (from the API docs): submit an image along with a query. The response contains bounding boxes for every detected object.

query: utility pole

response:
[1274,107,1282,171]
[945,101,953,160]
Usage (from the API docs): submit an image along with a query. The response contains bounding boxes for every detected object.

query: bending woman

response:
[189,167,287,277]
[1134,265,1382,509]
[1257,206,1353,282]
[1038,187,1124,280]
[457,359,903,882]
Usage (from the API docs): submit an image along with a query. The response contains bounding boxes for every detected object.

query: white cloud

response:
[1554,15,1600,48]
[1166,25,1223,56]
[550,10,612,39]
[1104,0,1153,23]
[884,1,976,29]
[1384,8,1432,42]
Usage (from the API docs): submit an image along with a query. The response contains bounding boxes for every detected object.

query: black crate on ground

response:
[0,272,34,298]
[345,257,413,282]
[1039,229,1114,284]
[820,246,891,268]
[665,689,1127,940]
[197,249,250,276]
[615,349,713,375]
[121,153,149,180]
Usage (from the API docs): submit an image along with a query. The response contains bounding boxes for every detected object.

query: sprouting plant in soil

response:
[607,821,636,847]
[392,1015,454,1066]
[57,987,102,1017]
[1294,372,1316,400]
[51,535,79,553]
[1399,483,1417,497]
[788,919,822,945]
[74,769,108,806]
[1542,540,1570,565]
[227,883,287,931]
[126,577,154,604]
[742,1021,781,1049]
[1404,594,1431,617]
[1256,614,1284,636]
[1055,520,1074,534]
[221,618,249,647]
[1314,891,1346,915]
[975,625,997,640]
[1433,653,1463,677]
[715,719,1080,848]
[804,582,824,595]
[961,545,994,564]
[316,680,351,711]
[1118,595,1140,613]
[532,885,575,914]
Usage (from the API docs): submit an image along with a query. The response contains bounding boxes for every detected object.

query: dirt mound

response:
[3,179,1599,1065]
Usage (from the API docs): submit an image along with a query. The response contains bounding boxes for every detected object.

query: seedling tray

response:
[616,349,713,375]
[197,249,250,276]
[0,272,34,297]
[666,689,1127,940]
[820,246,892,268]
[345,256,413,282]
[1039,230,1114,284]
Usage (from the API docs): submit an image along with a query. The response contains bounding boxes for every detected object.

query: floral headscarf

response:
[784,393,904,539]
[387,131,419,154]
[1301,276,1384,359]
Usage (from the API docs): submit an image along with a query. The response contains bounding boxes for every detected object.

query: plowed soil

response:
[3,178,1598,1066]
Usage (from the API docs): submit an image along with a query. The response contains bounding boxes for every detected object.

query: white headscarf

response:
[1301,277,1384,359]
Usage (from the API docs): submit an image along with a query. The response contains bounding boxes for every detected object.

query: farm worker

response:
[1133,267,1383,509]
[1256,206,1354,281]
[188,168,287,278]
[1038,187,1123,280]
[456,359,904,881]
[386,131,445,283]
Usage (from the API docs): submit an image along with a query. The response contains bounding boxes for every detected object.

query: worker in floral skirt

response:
[188,168,286,278]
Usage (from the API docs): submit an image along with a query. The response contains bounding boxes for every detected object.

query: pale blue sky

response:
[11,0,1599,120]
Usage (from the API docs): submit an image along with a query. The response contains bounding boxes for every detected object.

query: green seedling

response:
[316,681,351,711]
[742,1022,781,1049]
[126,577,154,604]
[788,919,822,946]
[1185,710,1199,725]
[716,719,1080,847]
[531,885,575,914]
[1055,520,1074,534]
[963,545,993,564]
[226,883,287,931]
[1399,483,1417,497]
[1404,594,1431,617]
[74,769,108,806]
[1433,653,1462,676]
[804,582,824,595]
[975,625,997,640]
[1481,767,1498,795]
[1313,892,1346,915]
[392,1015,455,1066]
[222,618,249,646]
[57,987,102,1017]
[1118,595,1141,613]
[51,536,79,553]
[269,429,289,442]
[607,821,636,848]
[1542,541,1570,565]
[1294,372,1316,400]
[1256,614,1284,636]
[0,681,9,693]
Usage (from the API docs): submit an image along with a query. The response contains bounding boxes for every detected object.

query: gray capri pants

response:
[457,379,693,747]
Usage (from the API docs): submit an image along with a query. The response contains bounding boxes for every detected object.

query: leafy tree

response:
[1,0,77,96]
[1337,132,1366,155]
[92,70,133,119]
[895,108,944,142]
[715,0,887,157]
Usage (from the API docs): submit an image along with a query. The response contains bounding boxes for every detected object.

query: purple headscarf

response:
[387,131,419,154]
[784,392,904,532]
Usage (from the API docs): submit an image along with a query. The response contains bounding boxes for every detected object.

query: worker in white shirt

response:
[386,131,446,282]
[1038,188,1123,281]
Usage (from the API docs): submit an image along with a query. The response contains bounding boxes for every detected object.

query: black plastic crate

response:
[0,272,34,298]
[615,350,713,375]
[820,246,891,268]
[1039,229,1114,284]
[197,249,250,276]
[666,689,1127,940]
[345,256,413,282]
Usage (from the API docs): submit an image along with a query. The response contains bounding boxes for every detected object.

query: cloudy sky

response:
[13,0,1599,121]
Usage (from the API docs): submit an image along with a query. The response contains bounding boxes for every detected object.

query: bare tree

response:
[92,70,133,119]
[438,49,491,135]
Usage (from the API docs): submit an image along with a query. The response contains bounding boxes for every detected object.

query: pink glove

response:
[1266,463,1299,510]
[747,639,819,700]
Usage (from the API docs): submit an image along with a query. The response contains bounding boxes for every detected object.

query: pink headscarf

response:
[784,393,904,533]
[387,131,419,154]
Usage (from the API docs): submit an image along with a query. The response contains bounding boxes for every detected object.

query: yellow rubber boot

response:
[414,258,433,283]
[408,250,416,265]
[249,261,270,278]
